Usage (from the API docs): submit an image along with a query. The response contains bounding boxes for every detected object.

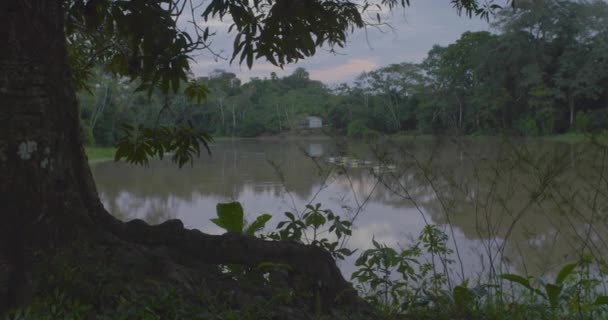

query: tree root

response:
[92,208,372,316]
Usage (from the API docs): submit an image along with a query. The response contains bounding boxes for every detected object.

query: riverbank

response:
[84,132,606,163]
[212,134,333,142]
[539,132,607,143]
[212,131,608,143]
[85,147,115,162]
[392,131,608,143]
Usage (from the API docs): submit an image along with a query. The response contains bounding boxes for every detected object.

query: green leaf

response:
[213,202,245,233]
[545,284,561,308]
[284,212,295,221]
[244,213,272,236]
[184,81,210,104]
[555,262,578,284]
[304,212,326,228]
[246,50,254,69]
[499,274,546,299]
[499,274,532,290]
[372,238,382,249]
[594,296,608,306]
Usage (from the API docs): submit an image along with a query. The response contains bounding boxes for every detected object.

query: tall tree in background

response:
[494,0,608,132]
[422,32,495,131]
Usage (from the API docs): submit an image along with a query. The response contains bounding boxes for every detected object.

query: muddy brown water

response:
[92,137,608,281]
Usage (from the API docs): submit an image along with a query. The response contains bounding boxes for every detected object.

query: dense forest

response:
[79,0,608,146]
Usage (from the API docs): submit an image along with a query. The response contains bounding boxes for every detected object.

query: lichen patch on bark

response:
[17,141,36,160]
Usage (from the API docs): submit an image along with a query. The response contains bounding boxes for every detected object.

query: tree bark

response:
[0,0,105,310]
[276,104,283,132]
[569,94,575,129]
[231,103,236,136]
[0,1,360,315]
[457,96,463,129]
[218,97,225,134]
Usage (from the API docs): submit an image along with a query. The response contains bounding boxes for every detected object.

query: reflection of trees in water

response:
[93,138,608,276]
[93,140,339,222]
[99,192,179,224]
[370,138,608,275]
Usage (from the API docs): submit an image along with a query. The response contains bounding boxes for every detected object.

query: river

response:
[91,137,608,281]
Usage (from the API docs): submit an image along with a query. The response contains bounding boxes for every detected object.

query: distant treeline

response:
[79,0,608,146]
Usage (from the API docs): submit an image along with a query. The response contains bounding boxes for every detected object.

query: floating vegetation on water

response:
[325,156,396,172]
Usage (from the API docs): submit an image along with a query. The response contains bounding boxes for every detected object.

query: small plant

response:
[6,291,92,320]
[500,259,608,318]
[211,201,272,236]
[445,280,496,318]
[210,201,355,291]
[210,202,354,261]
[351,238,422,316]
[418,224,453,293]
[266,203,355,260]
[350,225,455,317]
[500,261,580,308]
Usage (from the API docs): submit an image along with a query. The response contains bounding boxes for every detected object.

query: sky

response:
[188,1,508,85]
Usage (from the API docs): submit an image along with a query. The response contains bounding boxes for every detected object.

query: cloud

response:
[349,222,401,250]
[197,17,233,29]
[308,58,377,83]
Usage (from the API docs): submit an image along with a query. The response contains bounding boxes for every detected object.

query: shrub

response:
[347,120,369,138]
[80,122,95,146]
[587,109,608,133]
[238,118,266,137]
[514,113,539,136]
[575,111,590,133]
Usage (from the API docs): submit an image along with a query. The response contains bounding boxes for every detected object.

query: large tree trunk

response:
[0,1,105,310]
[0,1,361,315]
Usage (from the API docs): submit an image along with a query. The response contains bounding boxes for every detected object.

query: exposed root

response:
[90,208,372,316]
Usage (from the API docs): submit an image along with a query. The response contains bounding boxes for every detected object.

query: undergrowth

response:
[5,201,608,319]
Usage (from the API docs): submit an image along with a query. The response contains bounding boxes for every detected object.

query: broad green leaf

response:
[304,212,326,228]
[284,212,295,221]
[213,202,245,233]
[499,274,531,289]
[500,274,547,299]
[555,262,578,284]
[244,213,272,236]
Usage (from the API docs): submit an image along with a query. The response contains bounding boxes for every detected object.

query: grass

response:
[198,131,608,144]
[541,131,608,143]
[387,131,608,143]
[85,147,115,162]
[541,132,592,142]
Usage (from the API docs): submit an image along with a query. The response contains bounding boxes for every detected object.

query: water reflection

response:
[92,138,608,278]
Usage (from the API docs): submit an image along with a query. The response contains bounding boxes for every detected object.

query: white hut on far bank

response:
[302,116,322,129]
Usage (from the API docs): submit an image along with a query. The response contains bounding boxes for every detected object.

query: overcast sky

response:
[189,1,509,85]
